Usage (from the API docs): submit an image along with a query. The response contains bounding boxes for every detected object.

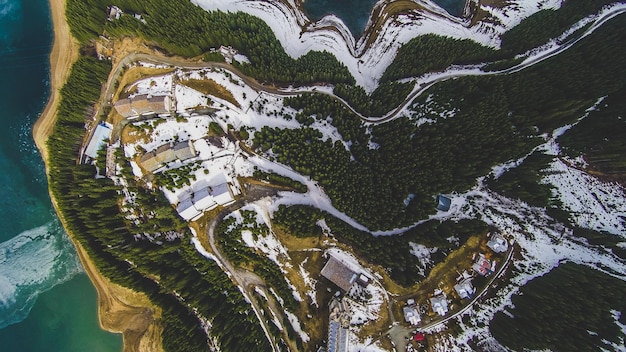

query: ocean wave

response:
[0,220,83,328]
[0,0,17,18]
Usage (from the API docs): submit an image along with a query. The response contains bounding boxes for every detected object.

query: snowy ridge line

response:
[192,0,567,92]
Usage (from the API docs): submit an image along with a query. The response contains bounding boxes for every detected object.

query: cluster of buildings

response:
[319,254,373,352]
[114,94,173,118]
[472,232,509,276]
[403,232,510,325]
[176,182,236,221]
[322,299,350,352]
[139,140,196,173]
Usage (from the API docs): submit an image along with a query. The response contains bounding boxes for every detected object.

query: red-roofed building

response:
[472,253,494,276]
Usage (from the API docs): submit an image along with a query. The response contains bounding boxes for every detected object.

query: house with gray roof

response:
[487,232,508,253]
[430,293,448,316]
[173,140,196,161]
[454,278,475,299]
[210,182,235,206]
[177,197,201,221]
[321,256,358,292]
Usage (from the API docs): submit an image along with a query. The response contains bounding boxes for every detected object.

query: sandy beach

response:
[33,1,160,351]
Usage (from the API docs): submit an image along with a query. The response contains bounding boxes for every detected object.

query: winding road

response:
[97,6,625,130]
[203,185,297,352]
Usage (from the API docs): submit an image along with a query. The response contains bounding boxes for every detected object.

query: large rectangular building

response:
[321,256,358,292]
[114,94,172,117]
[84,123,112,160]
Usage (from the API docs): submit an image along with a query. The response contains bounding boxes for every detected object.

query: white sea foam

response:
[0,220,82,328]
[0,0,17,18]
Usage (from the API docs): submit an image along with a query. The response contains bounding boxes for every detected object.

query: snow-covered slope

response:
[192,0,563,91]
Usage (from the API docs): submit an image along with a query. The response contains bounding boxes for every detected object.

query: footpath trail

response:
[203,184,298,352]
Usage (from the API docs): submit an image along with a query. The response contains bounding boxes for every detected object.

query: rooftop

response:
[454,278,475,299]
[472,254,494,276]
[487,232,509,253]
[430,294,448,316]
[436,195,452,211]
[84,123,112,159]
[321,256,358,292]
[403,306,421,325]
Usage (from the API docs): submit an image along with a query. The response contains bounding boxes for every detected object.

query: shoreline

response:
[33,1,160,351]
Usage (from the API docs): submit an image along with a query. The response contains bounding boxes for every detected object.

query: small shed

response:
[413,332,425,341]
[436,195,451,211]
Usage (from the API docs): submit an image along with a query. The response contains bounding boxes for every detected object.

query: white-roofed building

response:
[403,306,421,325]
[430,294,448,316]
[210,182,235,206]
[177,197,201,221]
[84,123,112,160]
[193,187,217,212]
[454,278,475,299]
[487,232,509,253]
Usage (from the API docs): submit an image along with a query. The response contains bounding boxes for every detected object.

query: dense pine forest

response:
[67,0,354,85]
[255,14,626,230]
[491,263,626,351]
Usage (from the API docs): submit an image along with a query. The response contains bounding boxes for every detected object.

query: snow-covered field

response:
[544,159,626,237]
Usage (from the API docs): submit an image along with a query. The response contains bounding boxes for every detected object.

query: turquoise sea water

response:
[0,0,121,350]
[303,0,466,36]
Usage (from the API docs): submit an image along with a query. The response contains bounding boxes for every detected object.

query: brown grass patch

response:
[180,78,240,108]
[121,123,151,147]
[395,231,490,321]
[189,209,222,254]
